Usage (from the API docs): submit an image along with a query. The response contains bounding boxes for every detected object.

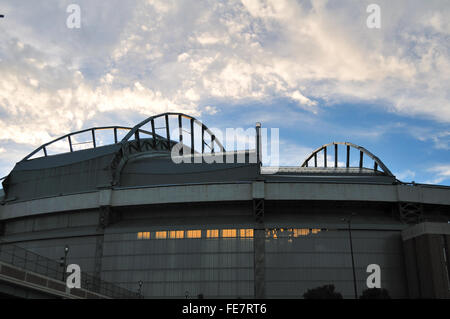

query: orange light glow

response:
[293,229,310,237]
[207,229,219,238]
[240,229,254,238]
[222,229,237,238]
[169,230,184,239]
[186,230,201,238]
[155,231,167,239]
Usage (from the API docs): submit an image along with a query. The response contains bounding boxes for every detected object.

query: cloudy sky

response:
[0,0,449,185]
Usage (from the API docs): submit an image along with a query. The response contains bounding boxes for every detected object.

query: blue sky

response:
[0,0,449,185]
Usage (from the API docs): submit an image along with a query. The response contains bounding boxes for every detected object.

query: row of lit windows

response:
[265,228,323,239]
[137,228,324,240]
[137,229,254,240]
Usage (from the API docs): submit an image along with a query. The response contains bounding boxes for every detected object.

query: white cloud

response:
[290,90,317,107]
[395,169,416,182]
[1,0,450,155]
[426,164,450,185]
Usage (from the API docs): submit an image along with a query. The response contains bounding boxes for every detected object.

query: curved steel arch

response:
[110,112,225,185]
[21,126,159,162]
[119,112,225,153]
[300,142,394,177]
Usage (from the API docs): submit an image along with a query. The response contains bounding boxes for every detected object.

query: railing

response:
[0,240,140,299]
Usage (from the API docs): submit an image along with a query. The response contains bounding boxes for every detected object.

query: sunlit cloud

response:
[426,164,450,185]
[0,0,449,183]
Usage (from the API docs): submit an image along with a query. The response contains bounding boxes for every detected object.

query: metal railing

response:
[0,241,140,299]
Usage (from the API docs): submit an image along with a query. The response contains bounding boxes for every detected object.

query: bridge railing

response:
[0,241,140,299]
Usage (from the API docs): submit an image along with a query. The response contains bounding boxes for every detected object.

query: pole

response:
[62,245,69,282]
[255,122,261,166]
[347,219,358,299]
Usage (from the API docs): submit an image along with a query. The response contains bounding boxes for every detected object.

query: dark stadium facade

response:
[1,112,449,299]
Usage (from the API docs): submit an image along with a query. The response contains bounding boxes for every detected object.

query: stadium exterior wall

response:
[2,180,448,298]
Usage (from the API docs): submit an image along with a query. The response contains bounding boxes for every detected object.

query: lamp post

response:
[138,280,143,299]
[60,245,69,281]
[342,215,357,299]
[255,122,262,166]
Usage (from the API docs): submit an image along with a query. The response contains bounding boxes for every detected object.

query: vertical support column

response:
[334,144,338,168]
[346,145,350,168]
[359,151,363,168]
[135,131,141,151]
[0,220,5,237]
[178,115,183,156]
[256,122,262,166]
[252,181,265,299]
[94,190,115,285]
[151,119,156,149]
[201,126,205,154]
[92,129,96,148]
[113,128,118,144]
[94,206,109,283]
[165,114,170,143]
[190,118,195,156]
[68,135,73,152]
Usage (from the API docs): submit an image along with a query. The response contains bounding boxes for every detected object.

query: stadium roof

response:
[1,112,399,202]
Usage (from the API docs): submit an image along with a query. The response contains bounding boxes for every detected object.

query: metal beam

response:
[300,141,394,177]
[151,119,156,148]
[91,129,96,148]
[178,115,183,156]
[68,136,73,152]
[359,151,363,168]
[346,145,350,168]
[165,114,170,149]
[334,143,338,168]
[190,118,194,156]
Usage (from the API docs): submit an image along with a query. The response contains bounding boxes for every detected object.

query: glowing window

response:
[169,230,184,239]
[207,229,219,238]
[265,229,278,239]
[311,228,321,234]
[138,232,150,239]
[222,229,237,238]
[155,231,167,239]
[240,229,254,238]
[293,229,310,237]
[186,230,201,238]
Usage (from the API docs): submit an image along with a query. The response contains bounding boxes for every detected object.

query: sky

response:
[0,0,449,185]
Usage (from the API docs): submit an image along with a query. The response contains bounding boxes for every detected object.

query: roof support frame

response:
[301,142,394,177]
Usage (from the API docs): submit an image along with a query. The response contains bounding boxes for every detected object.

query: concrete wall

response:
[402,223,450,298]
[0,201,434,299]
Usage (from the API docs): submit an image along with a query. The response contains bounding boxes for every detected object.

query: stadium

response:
[0,112,449,299]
